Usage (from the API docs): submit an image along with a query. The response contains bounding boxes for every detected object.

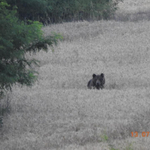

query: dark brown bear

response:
[87,73,105,90]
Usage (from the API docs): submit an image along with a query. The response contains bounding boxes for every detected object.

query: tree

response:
[6,0,122,24]
[6,0,49,23]
[0,1,62,95]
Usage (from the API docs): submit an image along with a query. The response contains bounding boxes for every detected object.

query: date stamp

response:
[131,132,149,137]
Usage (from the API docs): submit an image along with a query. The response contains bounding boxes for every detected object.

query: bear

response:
[87,73,105,90]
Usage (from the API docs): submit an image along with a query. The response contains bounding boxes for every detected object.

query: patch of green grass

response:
[100,132,134,150]
[100,132,109,142]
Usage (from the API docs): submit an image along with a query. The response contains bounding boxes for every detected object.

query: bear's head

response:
[92,73,105,90]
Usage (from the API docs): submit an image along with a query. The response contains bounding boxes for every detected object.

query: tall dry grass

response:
[1,1,150,150]
[115,0,150,21]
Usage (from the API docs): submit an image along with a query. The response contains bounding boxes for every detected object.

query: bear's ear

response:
[93,74,96,78]
[100,73,104,77]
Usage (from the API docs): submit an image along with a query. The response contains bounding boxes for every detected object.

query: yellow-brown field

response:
[1,1,150,150]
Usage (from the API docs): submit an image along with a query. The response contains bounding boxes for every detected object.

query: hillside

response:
[1,1,150,150]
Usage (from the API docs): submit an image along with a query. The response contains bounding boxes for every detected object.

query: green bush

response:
[6,0,49,23]
[6,0,122,24]
[0,1,61,95]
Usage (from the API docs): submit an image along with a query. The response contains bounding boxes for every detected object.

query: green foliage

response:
[6,0,122,24]
[100,132,109,142]
[46,0,122,22]
[6,0,49,23]
[0,1,60,94]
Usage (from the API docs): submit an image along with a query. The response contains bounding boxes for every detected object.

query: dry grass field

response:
[115,0,150,21]
[1,0,150,150]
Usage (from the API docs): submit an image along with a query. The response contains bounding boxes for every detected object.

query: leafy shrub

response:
[0,1,61,95]
[6,0,122,24]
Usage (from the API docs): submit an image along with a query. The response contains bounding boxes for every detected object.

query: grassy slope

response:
[115,0,150,21]
[1,1,150,150]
